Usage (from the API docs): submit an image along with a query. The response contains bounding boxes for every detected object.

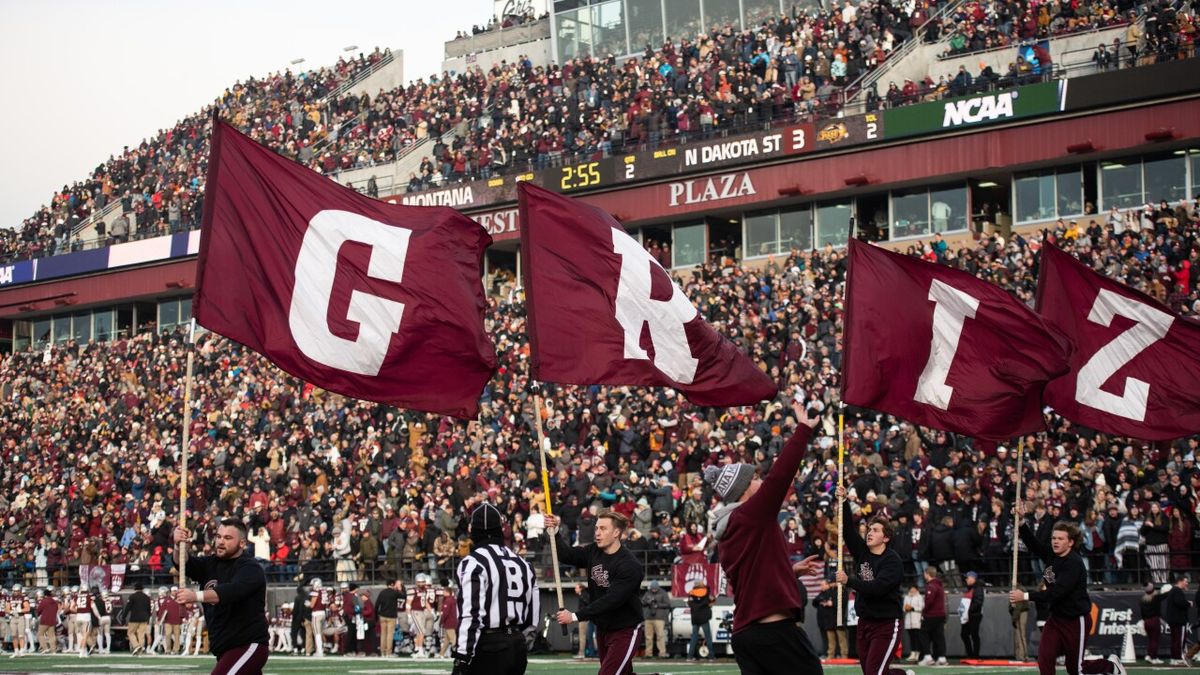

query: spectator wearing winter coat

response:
[919,567,947,665]
[686,582,715,661]
[641,582,670,658]
[903,585,924,662]
[958,571,985,659]
[1163,576,1192,663]
[813,579,847,659]
[929,516,958,589]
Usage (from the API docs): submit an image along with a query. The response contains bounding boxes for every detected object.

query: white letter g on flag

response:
[289,210,410,376]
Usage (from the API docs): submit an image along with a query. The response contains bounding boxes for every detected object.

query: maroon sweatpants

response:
[1038,614,1115,675]
[211,643,268,675]
[855,618,907,675]
[1168,622,1185,659]
[1144,616,1161,659]
[597,624,642,675]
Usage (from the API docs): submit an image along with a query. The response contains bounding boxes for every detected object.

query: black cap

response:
[470,503,504,535]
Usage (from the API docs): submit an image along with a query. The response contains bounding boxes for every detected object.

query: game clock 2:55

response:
[559,161,603,191]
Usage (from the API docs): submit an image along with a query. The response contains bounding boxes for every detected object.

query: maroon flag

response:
[194,120,495,418]
[1036,245,1200,439]
[842,239,1069,440]
[518,182,776,406]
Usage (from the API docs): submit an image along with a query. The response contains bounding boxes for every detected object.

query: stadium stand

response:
[0,0,1198,662]
[0,201,1195,593]
[9,1,1192,264]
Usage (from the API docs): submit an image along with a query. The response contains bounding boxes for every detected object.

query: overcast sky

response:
[0,0,496,230]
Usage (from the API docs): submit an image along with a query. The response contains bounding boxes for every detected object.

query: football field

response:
[0,655,1186,674]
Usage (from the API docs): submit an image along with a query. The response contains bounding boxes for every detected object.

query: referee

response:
[453,503,538,675]
[173,519,269,675]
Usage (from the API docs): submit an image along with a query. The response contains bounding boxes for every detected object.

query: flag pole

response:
[1011,435,1024,590]
[836,404,845,627]
[178,320,196,588]
[531,385,567,636]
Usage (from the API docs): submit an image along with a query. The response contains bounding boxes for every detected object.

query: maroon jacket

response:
[923,577,947,619]
[37,597,58,627]
[440,593,458,629]
[715,426,812,633]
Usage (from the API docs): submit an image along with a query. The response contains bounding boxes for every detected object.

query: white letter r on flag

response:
[612,229,699,384]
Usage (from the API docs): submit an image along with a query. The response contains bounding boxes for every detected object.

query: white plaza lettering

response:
[611,229,699,383]
[914,279,980,410]
[288,210,410,376]
[668,173,756,206]
[1074,289,1173,421]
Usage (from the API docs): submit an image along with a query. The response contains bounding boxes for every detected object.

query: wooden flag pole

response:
[836,405,845,627]
[177,321,196,588]
[532,389,567,635]
[1011,436,1024,590]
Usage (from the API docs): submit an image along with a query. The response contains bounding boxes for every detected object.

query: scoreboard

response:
[548,112,882,196]
[391,111,883,209]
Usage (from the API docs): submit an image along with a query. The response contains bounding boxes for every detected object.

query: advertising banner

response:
[78,564,128,593]
[884,80,1066,139]
[0,260,36,287]
[671,562,731,599]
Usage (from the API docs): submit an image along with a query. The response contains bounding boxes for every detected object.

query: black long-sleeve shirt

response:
[126,591,151,623]
[375,587,401,618]
[557,539,644,631]
[1163,586,1190,625]
[842,500,903,620]
[1019,524,1089,619]
[184,550,269,657]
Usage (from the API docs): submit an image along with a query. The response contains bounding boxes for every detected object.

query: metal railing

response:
[338,126,460,196]
[73,199,122,239]
[321,50,396,103]
[16,549,1191,592]
[936,20,1132,62]
[841,0,972,109]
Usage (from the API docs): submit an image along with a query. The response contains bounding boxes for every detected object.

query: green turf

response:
[0,655,1187,674]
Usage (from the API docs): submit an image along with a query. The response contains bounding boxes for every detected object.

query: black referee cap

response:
[470,503,504,534]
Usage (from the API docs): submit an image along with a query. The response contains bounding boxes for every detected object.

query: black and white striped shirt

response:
[455,543,539,659]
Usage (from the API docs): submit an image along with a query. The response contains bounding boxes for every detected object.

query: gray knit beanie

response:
[704,463,756,502]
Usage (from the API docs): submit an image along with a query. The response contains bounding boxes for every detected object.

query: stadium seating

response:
[0,201,1196,591]
[6,1,1193,264]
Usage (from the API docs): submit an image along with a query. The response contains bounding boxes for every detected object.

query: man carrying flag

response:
[545,511,644,675]
[704,401,824,675]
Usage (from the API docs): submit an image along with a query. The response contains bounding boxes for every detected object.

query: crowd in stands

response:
[0,196,1196,599]
[939,0,1135,58]
[0,0,1196,607]
[0,48,390,263]
[871,0,1194,109]
[453,6,548,40]
[10,0,1195,264]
